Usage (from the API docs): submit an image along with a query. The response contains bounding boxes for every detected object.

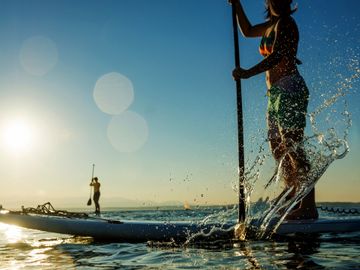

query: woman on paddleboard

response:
[90,177,101,214]
[229,0,318,219]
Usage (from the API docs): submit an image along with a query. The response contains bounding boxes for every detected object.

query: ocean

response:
[0,203,359,269]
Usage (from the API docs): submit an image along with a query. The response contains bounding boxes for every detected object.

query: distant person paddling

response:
[229,0,318,220]
[90,177,101,214]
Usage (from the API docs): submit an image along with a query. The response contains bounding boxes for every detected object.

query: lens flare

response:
[94,72,134,115]
[19,36,58,76]
[107,111,148,153]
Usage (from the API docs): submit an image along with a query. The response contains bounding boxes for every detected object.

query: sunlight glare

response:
[3,224,23,243]
[1,118,37,156]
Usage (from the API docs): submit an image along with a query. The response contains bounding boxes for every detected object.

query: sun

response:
[1,118,37,156]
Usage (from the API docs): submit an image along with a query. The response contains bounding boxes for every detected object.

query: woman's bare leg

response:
[267,117,318,219]
[268,119,285,162]
[282,129,318,219]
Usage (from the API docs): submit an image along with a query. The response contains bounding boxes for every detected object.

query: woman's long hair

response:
[265,0,297,20]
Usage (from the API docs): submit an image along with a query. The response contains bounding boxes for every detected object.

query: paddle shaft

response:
[90,164,95,197]
[231,4,246,223]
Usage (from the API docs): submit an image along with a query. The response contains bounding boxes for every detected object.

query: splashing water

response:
[183,205,237,245]
[150,56,359,244]
[241,58,359,239]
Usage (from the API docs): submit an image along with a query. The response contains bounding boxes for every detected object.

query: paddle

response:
[87,164,95,206]
[231,3,246,238]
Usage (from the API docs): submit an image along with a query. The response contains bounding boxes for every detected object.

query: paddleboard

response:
[0,210,359,242]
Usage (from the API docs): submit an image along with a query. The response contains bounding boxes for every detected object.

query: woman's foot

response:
[285,205,318,220]
[285,188,318,220]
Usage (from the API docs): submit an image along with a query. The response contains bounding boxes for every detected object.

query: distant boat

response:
[184,201,191,211]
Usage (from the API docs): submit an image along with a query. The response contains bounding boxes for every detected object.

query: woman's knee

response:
[268,130,285,161]
[282,129,304,145]
[269,139,285,161]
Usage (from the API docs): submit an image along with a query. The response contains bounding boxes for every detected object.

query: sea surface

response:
[0,203,359,270]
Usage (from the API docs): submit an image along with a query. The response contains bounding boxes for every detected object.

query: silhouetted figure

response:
[90,177,101,214]
[229,0,318,219]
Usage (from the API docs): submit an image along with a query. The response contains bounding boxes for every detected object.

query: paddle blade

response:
[87,198,92,206]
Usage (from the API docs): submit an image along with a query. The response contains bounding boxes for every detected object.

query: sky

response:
[0,0,359,209]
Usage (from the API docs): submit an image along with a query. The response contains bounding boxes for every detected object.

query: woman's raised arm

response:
[229,0,270,37]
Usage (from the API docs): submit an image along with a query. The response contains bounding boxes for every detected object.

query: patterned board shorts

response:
[267,74,309,130]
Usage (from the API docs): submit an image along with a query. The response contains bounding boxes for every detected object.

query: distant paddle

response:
[87,164,95,206]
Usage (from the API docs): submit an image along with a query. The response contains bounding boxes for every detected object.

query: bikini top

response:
[259,23,302,64]
[259,29,275,57]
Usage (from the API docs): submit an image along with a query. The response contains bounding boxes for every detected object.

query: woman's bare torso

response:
[264,17,300,88]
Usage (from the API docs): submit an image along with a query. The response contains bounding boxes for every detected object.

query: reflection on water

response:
[268,234,323,270]
[231,236,324,270]
[2,224,23,244]
[0,224,79,269]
